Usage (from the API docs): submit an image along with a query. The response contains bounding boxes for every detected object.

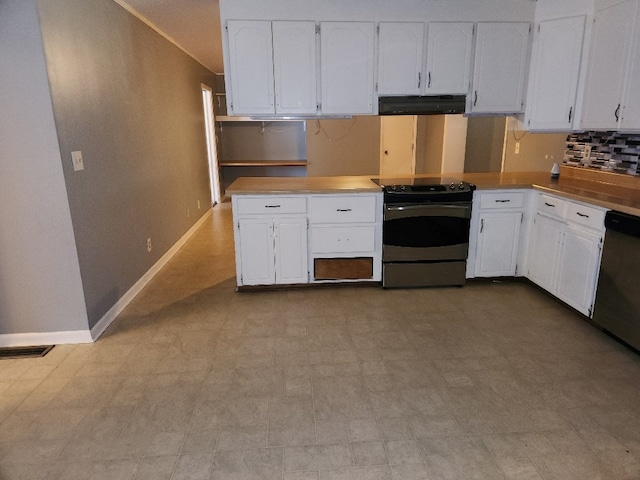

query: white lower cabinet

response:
[309,193,382,282]
[475,212,522,277]
[555,225,602,315]
[468,190,525,278]
[527,193,605,317]
[528,213,564,293]
[232,192,382,287]
[233,196,308,286]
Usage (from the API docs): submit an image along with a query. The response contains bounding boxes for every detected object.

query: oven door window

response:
[384,203,471,249]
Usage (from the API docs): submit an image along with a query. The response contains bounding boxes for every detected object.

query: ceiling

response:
[115,0,224,74]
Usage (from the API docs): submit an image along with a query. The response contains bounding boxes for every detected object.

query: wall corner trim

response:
[90,208,214,342]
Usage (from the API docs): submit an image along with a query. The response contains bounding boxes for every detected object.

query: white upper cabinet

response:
[470,22,531,114]
[526,16,586,131]
[377,22,424,95]
[320,22,376,115]
[227,20,317,116]
[425,23,474,95]
[581,0,638,130]
[273,21,318,115]
[226,21,275,115]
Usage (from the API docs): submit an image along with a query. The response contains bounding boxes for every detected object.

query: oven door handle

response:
[385,204,471,220]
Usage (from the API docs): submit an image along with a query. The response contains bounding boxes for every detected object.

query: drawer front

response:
[310,195,377,224]
[479,191,525,209]
[311,226,376,253]
[236,196,307,215]
[537,193,566,218]
[565,201,606,231]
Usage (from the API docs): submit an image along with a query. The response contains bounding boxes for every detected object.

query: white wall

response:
[0,0,89,344]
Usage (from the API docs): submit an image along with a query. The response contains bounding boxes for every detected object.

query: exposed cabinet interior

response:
[218,120,307,191]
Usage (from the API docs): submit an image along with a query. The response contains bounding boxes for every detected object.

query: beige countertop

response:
[226,167,640,216]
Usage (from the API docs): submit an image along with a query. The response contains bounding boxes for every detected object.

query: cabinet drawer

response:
[236,196,307,215]
[479,191,525,209]
[311,226,376,253]
[537,193,566,218]
[310,195,377,224]
[565,202,606,231]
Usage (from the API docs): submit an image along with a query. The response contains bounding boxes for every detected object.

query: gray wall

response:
[37,0,215,328]
[0,0,88,337]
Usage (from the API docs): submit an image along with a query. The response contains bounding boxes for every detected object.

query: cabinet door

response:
[321,22,376,115]
[621,7,640,130]
[425,23,474,95]
[238,218,275,285]
[581,0,636,130]
[527,214,563,293]
[273,21,317,115]
[226,21,275,115]
[378,22,424,95]
[526,16,585,131]
[556,225,602,316]
[274,217,308,284]
[475,212,522,277]
[471,23,531,113]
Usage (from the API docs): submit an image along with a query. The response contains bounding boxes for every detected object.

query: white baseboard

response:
[0,329,93,348]
[90,209,213,341]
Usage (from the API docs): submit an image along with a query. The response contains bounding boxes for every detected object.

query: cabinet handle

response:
[495,199,511,203]
[428,72,432,88]
[615,103,621,122]
[544,202,555,207]
[480,218,484,233]
[265,205,281,208]
[474,91,478,107]
[576,212,590,218]
[336,208,352,212]
[568,106,573,124]
[418,72,421,89]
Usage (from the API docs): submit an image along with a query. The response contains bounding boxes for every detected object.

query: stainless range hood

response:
[378,95,466,115]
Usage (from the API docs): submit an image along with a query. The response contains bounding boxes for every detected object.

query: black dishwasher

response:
[592,210,640,352]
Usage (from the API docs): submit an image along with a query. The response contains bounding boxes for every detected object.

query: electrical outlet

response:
[515,143,520,155]
[197,200,201,210]
[186,208,190,218]
[146,237,152,253]
[71,151,84,171]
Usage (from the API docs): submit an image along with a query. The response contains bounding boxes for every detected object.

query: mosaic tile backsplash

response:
[564,131,640,175]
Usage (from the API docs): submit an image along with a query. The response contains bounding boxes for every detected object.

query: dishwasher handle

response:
[604,211,640,238]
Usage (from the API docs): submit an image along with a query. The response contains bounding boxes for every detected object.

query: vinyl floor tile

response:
[1,204,640,480]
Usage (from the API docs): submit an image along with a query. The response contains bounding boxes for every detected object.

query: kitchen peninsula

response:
[228,166,640,317]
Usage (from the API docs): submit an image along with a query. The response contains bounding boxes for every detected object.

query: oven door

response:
[383,202,472,262]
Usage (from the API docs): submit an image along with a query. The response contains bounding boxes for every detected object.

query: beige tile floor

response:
[1,201,640,480]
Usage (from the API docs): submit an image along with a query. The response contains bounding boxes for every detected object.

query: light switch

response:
[71,151,84,171]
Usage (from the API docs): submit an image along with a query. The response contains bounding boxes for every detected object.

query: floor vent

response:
[0,345,54,359]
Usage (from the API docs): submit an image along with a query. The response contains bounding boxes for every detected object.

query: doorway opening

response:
[201,85,221,205]
[380,115,417,176]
